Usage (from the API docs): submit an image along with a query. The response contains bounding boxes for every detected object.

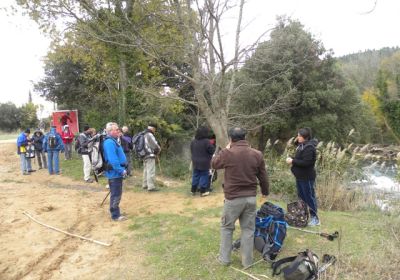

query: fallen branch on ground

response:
[230,266,268,280]
[391,227,399,242]
[23,211,112,247]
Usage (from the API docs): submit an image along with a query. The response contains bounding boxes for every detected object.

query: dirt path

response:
[0,142,223,280]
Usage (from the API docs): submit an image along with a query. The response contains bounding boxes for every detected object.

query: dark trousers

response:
[109,177,123,220]
[296,179,318,217]
[191,169,210,193]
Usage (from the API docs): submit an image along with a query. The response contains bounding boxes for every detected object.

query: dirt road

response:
[0,142,221,279]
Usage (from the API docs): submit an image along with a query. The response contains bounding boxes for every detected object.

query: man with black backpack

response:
[77,125,94,183]
[212,127,269,268]
[103,122,127,221]
[142,124,161,192]
[43,126,64,175]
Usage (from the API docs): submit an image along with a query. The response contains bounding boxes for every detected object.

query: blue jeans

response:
[191,169,210,193]
[47,150,60,174]
[109,177,123,220]
[296,180,318,217]
[19,154,28,173]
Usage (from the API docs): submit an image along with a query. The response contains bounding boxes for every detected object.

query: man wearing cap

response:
[142,124,161,192]
[17,128,34,175]
[212,127,269,268]
[61,125,74,160]
[78,125,94,183]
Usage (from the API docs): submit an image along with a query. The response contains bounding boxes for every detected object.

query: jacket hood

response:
[297,138,318,151]
[34,129,43,136]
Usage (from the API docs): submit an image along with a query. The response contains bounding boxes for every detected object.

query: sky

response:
[0,0,399,117]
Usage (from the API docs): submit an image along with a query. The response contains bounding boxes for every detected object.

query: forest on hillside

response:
[2,1,400,151]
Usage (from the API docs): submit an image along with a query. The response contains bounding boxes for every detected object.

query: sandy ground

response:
[0,142,223,280]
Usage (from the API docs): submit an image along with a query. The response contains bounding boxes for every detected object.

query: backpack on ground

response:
[272,249,319,280]
[254,202,287,261]
[131,131,147,159]
[233,202,287,261]
[285,200,309,228]
[48,133,57,149]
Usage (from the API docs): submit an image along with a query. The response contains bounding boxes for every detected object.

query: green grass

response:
[125,203,400,280]
[0,132,19,140]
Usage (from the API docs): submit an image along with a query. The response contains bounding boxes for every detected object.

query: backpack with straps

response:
[285,200,309,228]
[131,131,147,159]
[88,133,109,177]
[272,249,319,280]
[48,133,57,149]
[254,202,287,261]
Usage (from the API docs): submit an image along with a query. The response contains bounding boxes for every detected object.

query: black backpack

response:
[285,200,309,228]
[272,250,319,280]
[131,131,147,159]
[74,135,81,152]
[254,202,287,261]
[48,133,57,149]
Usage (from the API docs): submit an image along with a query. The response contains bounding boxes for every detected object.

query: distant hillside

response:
[337,47,400,93]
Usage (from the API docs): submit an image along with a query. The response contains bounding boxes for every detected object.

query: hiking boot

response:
[113,215,128,222]
[85,178,94,183]
[28,170,36,172]
[308,216,321,227]
[147,188,160,192]
[201,191,210,197]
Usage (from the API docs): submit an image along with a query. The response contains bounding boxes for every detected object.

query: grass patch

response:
[127,206,400,279]
[0,132,19,141]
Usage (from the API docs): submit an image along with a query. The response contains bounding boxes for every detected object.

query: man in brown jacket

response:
[212,127,269,268]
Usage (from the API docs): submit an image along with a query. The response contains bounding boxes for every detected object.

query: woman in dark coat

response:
[32,129,47,169]
[190,126,216,196]
[286,128,320,226]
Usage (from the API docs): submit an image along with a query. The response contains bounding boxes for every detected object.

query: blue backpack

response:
[254,202,287,261]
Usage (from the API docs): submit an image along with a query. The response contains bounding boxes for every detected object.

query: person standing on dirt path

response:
[212,127,269,268]
[120,126,133,177]
[61,125,74,160]
[142,123,161,192]
[31,129,47,169]
[103,122,128,221]
[78,125,94,183]
[190,126,215,197]
[17,128,33,175]
[43,126,64,175]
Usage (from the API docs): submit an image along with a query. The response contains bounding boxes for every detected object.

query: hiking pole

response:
[288,226,339,241]
[100,191,110,207]
[318,255,337,276]
[156,155,163,176]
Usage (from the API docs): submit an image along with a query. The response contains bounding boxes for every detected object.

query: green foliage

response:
[19,103,38,130]
[0,102,20,131]
[235,18,370,144]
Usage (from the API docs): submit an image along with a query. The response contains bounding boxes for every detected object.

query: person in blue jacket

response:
[43,126,64,175]
[103,122,127,221]
[17,128,34,175]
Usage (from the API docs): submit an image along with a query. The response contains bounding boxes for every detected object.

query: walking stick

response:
[100,191,110,207]
[156,155,163,176]
[288,226,339,241]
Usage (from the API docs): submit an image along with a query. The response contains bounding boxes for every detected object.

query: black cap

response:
[83,124,90,131]
[148,123,158,129]
[25,128,30,133]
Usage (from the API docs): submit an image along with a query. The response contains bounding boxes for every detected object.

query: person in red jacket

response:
[61,125,74,160]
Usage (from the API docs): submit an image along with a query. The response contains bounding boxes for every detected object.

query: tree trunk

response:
[119,58,127,125]
[258,125,266,151]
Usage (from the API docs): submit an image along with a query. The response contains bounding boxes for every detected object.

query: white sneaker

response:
[114,215,127,222]
[308,216,321,227]
[201,191,210,197]
[105,184,109,189]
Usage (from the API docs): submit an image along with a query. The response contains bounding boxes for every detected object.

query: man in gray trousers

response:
[142,124,161,192]
[212,127,269,268]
